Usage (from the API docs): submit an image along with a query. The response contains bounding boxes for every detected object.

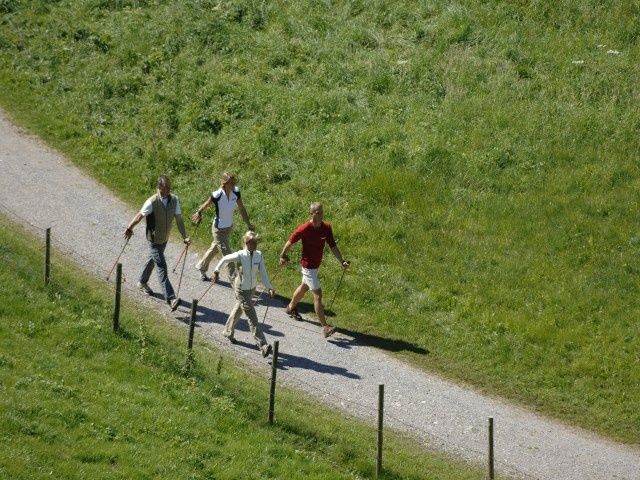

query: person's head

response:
[220,172,237,190]
[157,175,171,197]
[243,230,259,252]
[309,202,323,227]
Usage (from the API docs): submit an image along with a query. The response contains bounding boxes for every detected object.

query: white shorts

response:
[301,267,321,291]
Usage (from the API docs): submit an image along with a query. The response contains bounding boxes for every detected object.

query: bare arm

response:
[236,197,254,230]
[191,196,213,224]
[212,251,240,282]
[124,212,144,239]
[279,240,294,266]
[175,214,190,244]
[330,245,350,268]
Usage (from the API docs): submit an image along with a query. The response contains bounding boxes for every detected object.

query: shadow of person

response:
[332,326,429,355]
[260,322,285,337]
[240,291,429,356]
[294,300,315,316]
[274,300,429,355]
[175,300,286,339]
[226,339,264,356]
[174,300,227,325]
[275,351,361,379]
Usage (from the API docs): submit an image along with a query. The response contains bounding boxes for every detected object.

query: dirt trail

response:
[1,108,638,479]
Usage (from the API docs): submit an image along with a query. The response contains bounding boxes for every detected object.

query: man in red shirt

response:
[279,202,350,337]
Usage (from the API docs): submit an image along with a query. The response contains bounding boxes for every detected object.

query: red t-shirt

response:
[288,221,336,269]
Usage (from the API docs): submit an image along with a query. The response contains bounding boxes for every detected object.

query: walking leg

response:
[153,242,175,302]
[223,301,242,339]
[311,289,327,327]
[139,243,156,284]
[241,289,268,351]
[288,282,309,311]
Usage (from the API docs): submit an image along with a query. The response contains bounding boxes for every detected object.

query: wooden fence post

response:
[489,417,495,480]
[268,340,279,425]
[377,383,384,478]
[112,263,122,331]
[187,299,198,350]
[44,227,51,285]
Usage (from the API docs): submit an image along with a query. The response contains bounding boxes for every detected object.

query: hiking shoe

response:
[137,282,153,295]
[169,297,181,311]
[223,333,238,345]
[262,344,273,358]
[323,325,336,338]
[199,271,210,282]
[286,306,303,321]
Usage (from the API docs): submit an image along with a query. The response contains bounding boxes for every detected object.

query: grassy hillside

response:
[0,214,487,479]
[1,0,639,443]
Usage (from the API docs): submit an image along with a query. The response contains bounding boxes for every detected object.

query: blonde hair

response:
[221,172,236,186]
[243,230,258,245]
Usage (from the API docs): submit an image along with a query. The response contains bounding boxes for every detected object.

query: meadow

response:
[0,214,489,479]
[0,0,638,443]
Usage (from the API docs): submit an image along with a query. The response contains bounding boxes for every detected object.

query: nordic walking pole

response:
[261,296,272,325]
[261,289,276,325]
[175,243,189,298]
[253,267,282,307]
[259,260,287,323]
[107,237,129,281]
[174,217,201,273]
[327,262,349,312]
[198,278,215,303]
[198,269,222,303]
[172,244,188,274]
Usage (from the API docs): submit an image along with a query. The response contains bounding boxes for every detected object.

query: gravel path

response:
[1,108,638,480]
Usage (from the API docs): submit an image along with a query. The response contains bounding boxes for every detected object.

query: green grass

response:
[0,214,487,479]
[0,0,639,444]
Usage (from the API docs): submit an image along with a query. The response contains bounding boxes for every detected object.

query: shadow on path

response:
[174,300,285,338]
[176,291,426,358]
[334,327,429,355]
[294,302,429,356]
[277,351,361,379]
[174,300,226,325]
[218,340,360,379]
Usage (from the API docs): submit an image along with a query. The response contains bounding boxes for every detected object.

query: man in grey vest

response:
[124,175,191,311]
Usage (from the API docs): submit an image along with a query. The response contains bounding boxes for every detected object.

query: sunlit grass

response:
[0,0,638,443]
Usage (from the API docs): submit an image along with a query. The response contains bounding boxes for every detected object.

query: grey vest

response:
[145,193,177,244]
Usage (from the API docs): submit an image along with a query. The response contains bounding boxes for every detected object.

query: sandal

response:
[286,306,303,321]
[323,325,336,338]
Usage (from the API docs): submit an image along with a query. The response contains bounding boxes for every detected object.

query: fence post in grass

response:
[44,227,51,286]
[268,340,279,425]
[488,417,495,480]
[376,383,384,478]
[187,299,198,350]
[112,263,122,331]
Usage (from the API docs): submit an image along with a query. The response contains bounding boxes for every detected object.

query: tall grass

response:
[0,0,638,442]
